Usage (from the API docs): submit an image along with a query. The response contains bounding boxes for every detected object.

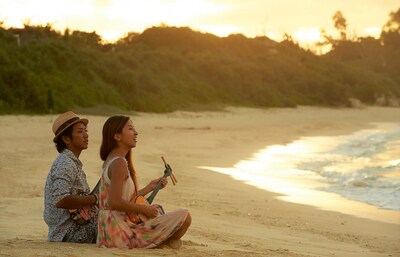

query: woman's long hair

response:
[100,115,138,195]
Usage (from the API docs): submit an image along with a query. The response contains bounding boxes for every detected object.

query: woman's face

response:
[119,119,138,148]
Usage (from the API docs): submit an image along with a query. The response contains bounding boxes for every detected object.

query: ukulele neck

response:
[146,174,167,204]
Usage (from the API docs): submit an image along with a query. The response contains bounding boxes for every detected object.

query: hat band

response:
[55,117,80,135]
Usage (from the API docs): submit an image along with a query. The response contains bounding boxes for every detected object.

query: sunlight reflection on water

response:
[200,123,400,224]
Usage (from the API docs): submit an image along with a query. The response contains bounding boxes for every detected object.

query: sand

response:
[0,106,399,257]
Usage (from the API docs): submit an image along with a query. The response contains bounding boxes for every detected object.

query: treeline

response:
[0,9,399,114]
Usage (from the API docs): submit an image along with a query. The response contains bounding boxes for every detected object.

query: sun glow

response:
[0,0,397,45]
[0,0,231,42]
[362,27,381,38]
[102,0,228,25]
[99,0,231,41]
[293,27,323,43]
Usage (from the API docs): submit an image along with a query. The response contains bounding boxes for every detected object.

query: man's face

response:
[69,122,89,151]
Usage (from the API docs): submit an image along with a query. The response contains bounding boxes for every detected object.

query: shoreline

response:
[200,121,400,225]
[1,106,399,257]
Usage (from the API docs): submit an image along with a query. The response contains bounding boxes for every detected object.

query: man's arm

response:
[51,158,96,209]
[56,194,97,209]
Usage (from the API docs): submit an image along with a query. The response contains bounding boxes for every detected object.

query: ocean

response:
[201,122,400,223]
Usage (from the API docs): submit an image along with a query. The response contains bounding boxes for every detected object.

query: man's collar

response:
[62,148,83,167]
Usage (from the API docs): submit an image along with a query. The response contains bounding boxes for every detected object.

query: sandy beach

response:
[0,106,399,257]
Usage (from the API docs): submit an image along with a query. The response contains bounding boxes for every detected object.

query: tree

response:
[380,8,400,48]
[116,32,140,46]
[382,8,400,33]
[47,89,54,114]
[69,31,101,47]
[332,10,347,40]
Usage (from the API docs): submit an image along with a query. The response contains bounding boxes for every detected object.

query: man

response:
[44,111,98,243]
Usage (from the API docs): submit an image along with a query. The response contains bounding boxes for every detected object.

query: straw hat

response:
[52,111,88,142]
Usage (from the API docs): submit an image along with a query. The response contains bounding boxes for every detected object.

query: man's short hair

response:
[55,125,74,153]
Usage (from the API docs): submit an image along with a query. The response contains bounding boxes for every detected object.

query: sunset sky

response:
[0,0,398,46]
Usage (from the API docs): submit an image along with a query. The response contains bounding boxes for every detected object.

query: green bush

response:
[0,23,399,114]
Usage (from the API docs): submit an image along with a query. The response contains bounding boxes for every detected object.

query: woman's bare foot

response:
[165,239,182,249]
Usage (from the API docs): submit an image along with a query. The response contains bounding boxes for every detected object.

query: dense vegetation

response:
[0,8,399,114]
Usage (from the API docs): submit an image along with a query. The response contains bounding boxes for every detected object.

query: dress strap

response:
[102,156,126,183]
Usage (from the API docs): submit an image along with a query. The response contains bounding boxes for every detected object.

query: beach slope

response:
[0,106,399,257]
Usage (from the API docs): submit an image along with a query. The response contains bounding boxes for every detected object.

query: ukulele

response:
[128,157,177,224]
[69,179,100,225]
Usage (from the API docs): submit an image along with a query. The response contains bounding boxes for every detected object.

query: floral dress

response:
[96,156,189,248]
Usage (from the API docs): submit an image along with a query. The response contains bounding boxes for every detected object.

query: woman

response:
[97,115,191,249]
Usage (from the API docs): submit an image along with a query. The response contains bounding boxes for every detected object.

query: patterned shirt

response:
[43,149,91,242]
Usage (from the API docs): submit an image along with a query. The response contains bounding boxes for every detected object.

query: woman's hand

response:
[149,177,168,191]
[138,177,169,197]
[140,205,159,219]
